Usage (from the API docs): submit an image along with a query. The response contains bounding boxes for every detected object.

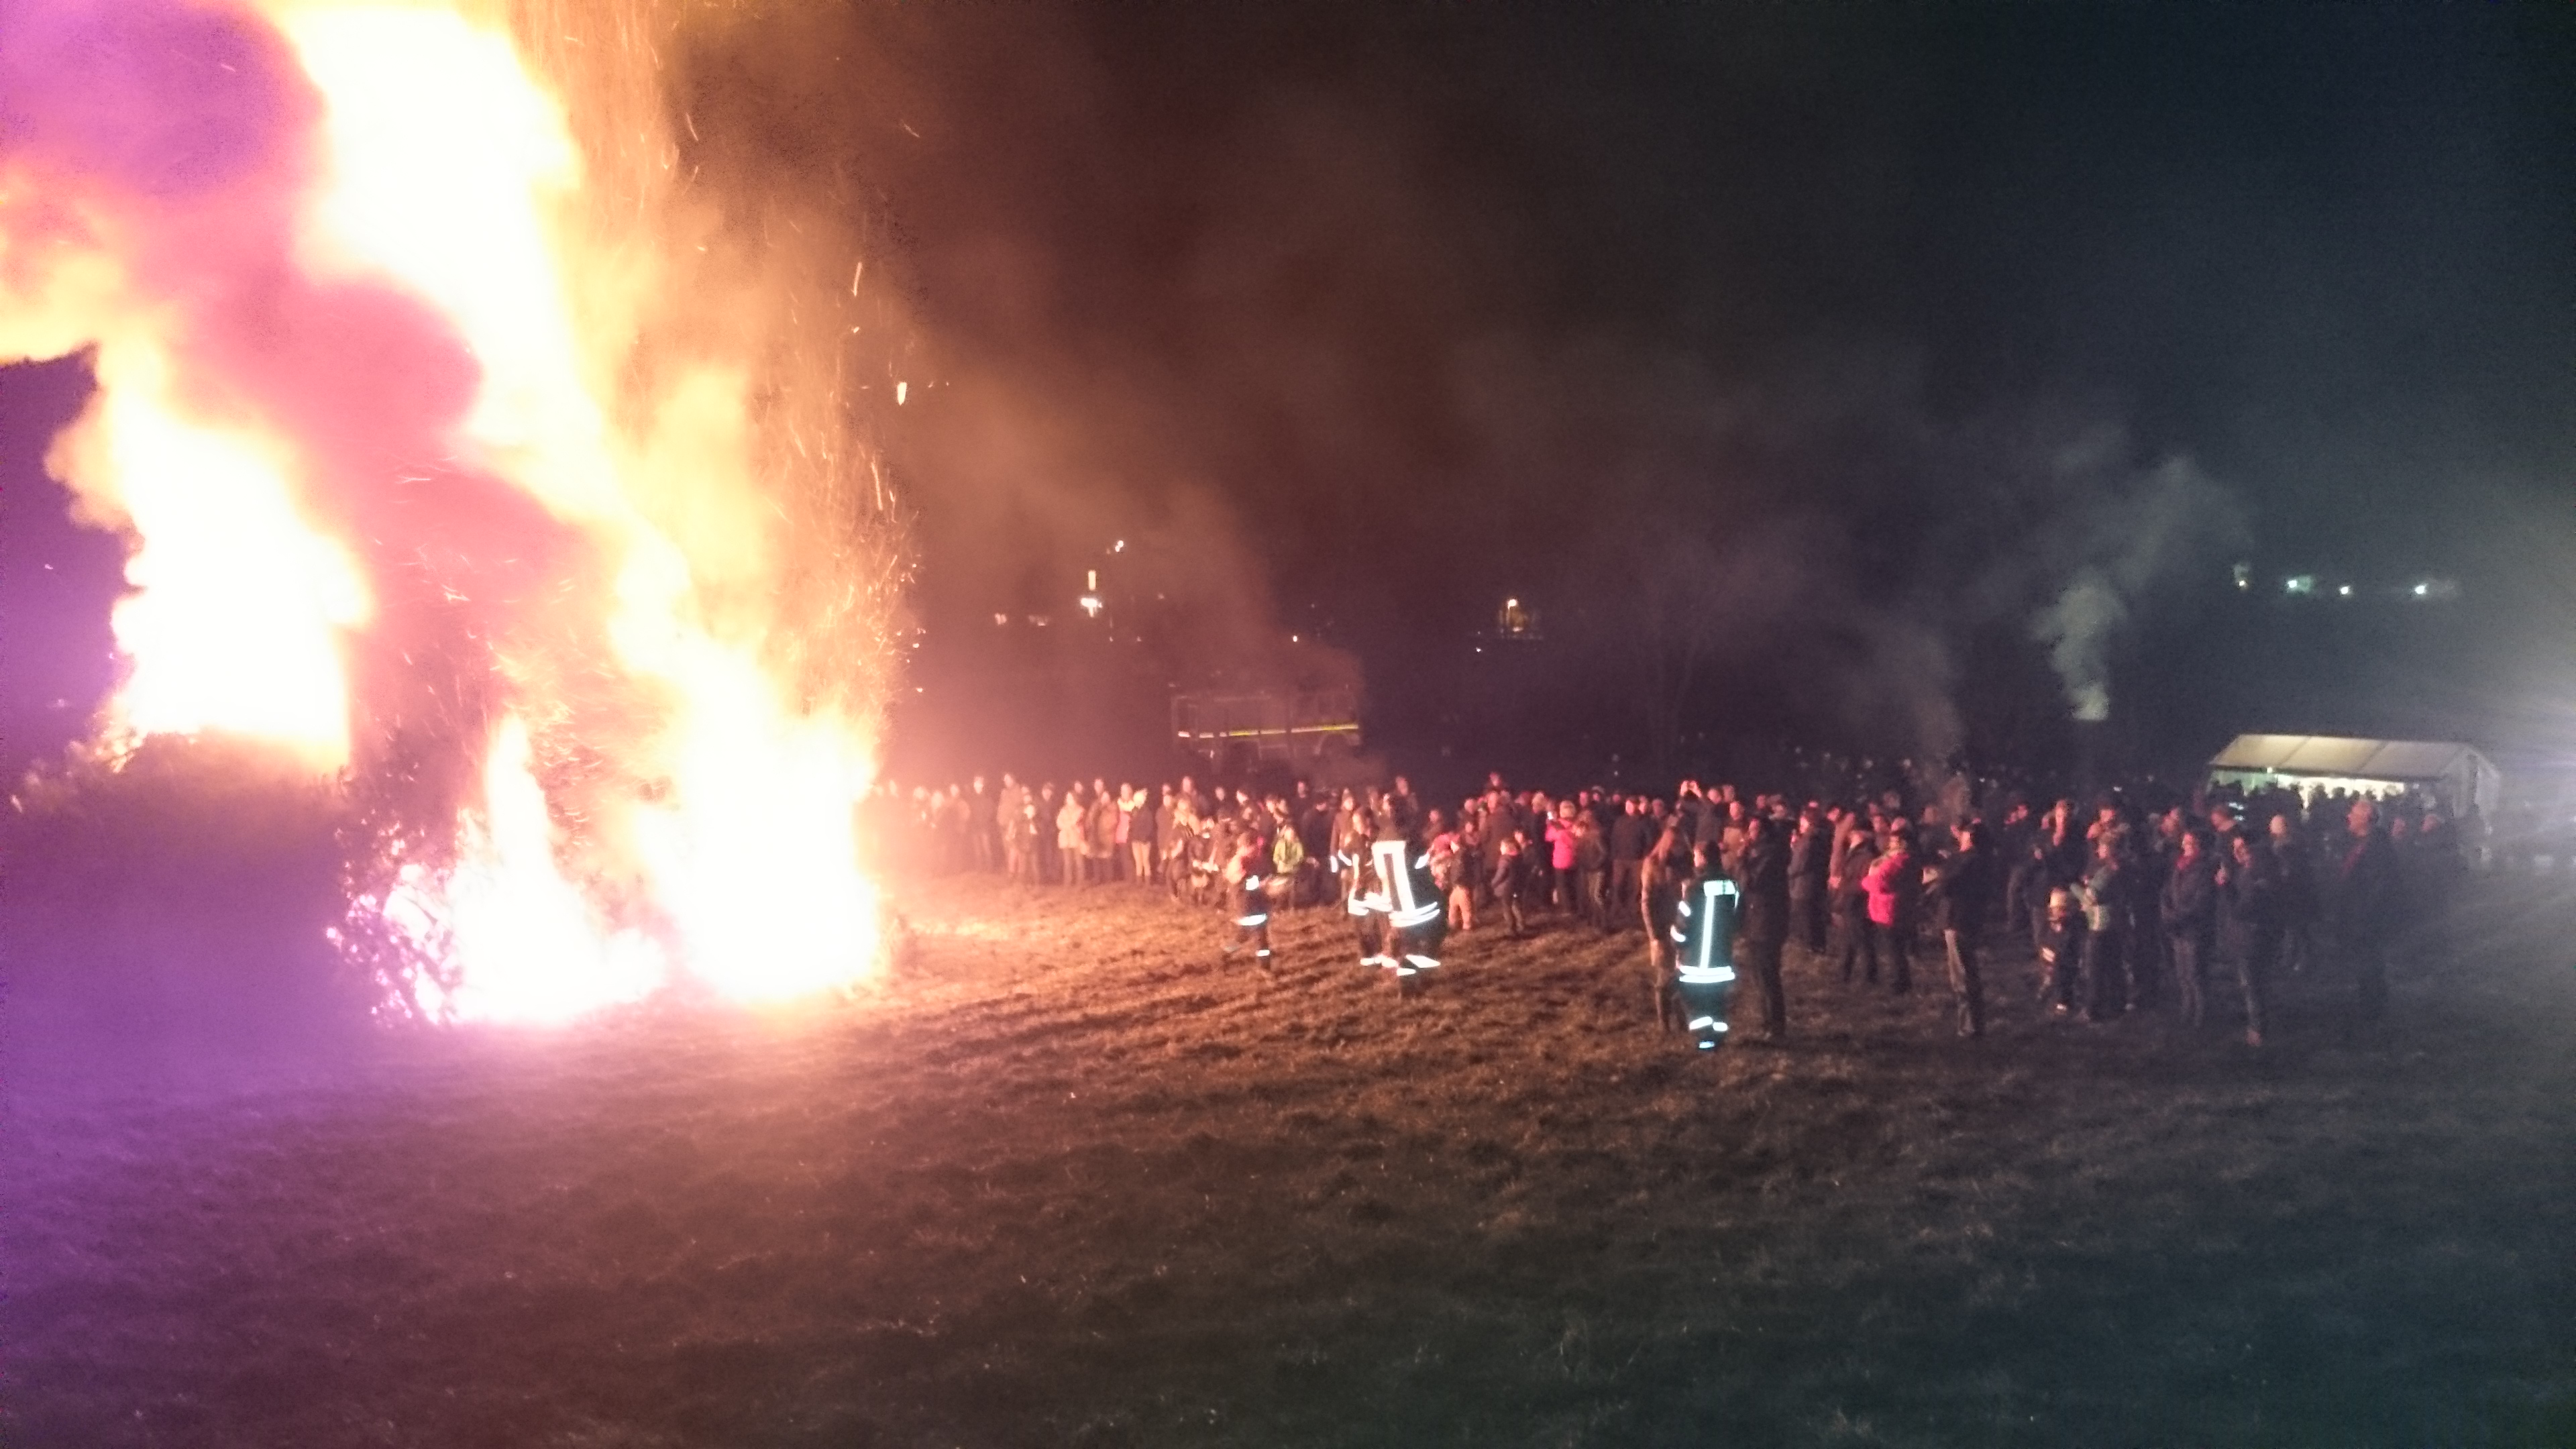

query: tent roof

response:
[2208,734,2491,781]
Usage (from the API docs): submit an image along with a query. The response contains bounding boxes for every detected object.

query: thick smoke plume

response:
[659,9,2278,780]
[7,2,2280,814]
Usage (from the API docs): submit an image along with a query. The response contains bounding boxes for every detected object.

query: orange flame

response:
[3,0,896,1022]
[48,350,372,765]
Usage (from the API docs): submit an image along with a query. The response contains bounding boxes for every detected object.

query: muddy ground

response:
[7,875,2573,1446]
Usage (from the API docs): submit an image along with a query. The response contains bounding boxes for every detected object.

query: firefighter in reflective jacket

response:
[1342,816,1392,970]
[1668,859,1741,1051]
[1224,835,1274,969]
[1374,833,1447,994]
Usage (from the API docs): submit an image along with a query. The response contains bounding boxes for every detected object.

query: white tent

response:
[2208,734,2500,815]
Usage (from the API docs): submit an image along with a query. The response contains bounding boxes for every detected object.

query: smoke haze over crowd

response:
[641,3,2576,779]
[9,1,2576,784]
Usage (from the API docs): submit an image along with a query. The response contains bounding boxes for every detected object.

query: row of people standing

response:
[1999,793,2447,1042]
[865,769,2459,1049]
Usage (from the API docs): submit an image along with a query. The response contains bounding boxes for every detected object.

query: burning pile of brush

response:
[1,0,910,1024]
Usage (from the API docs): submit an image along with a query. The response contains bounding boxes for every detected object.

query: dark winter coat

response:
[2160,853,2220,938]
[2226,845,2282,928]
[1927,844,1992,936]
[1734,833,1792,945]
[2338,828,2402,930]
[1788,824,1829,898]
[1609,812,1653,865]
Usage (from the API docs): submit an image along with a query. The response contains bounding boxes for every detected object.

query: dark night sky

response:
[744,3,2574,534]
[8,1,2576,781]
[672,1,2575,777]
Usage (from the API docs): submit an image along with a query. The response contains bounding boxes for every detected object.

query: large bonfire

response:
[0,0,910,1024]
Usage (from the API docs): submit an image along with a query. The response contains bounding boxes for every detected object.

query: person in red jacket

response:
[1862,824,1921,994]
[1544,800,1581,917]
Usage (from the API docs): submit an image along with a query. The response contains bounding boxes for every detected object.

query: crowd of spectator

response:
[859,766,2477,1049]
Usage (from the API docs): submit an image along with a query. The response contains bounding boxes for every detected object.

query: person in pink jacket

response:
[1545,800,1581,916]
[1861,824,1921,994]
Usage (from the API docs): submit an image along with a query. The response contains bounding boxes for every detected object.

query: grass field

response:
[7,873,2574,1446]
